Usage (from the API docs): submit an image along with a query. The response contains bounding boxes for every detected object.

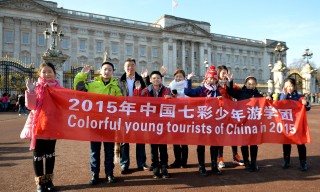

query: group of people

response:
[22,59,311,192]
[0,92,28,115]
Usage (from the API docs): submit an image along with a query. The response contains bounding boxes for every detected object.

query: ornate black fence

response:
[0,58,36,95]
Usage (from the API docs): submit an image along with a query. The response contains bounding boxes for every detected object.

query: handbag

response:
[20,111,34,139]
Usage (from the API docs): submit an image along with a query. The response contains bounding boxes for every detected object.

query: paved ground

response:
[0,105,320,192]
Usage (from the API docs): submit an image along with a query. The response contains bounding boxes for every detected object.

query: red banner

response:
[35,87,311,145]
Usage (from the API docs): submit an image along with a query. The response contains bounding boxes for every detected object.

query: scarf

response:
[29,77,60,150]
[169,80,185,96]
[203,81,217,97]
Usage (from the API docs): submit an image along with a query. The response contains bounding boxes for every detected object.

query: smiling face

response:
[219,69,228,81]
[150,73,162,86]
[124,61,136,77]
[39,66,55,80]
[174,72,185,82]
[100,64,114,81]
[245,79,257,90]
[283,81,294,94]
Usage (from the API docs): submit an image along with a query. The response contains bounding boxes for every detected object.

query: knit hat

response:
[205,66,218,80]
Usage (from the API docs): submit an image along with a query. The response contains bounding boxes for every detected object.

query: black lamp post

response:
[43,20,64,57]
[302,48,313,64]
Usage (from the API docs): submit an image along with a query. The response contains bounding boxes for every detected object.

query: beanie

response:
[205,66,218,80]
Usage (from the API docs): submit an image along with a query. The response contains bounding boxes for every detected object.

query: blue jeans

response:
[120,143,146,168]
[18,105,27,114]
[90,142,114,175]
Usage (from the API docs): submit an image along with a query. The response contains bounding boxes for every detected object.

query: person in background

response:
[24,62,61,192]
[1,93,9,111]
[278,77,311,171]
[74,62,122,185]
[18,93,27,116]
[184,66,222,176]
[168,69,189,168]
[134,71,172,179]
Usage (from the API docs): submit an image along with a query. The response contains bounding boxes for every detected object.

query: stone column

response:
[207,43,212,65]
[14,19,21,59]
[31,21,37,64]
[199,43,205,77]
[181,40,186,71]
[162,37,169,72]
[172,39,177,73]
[191,41,195,74]
[0,17,3,57]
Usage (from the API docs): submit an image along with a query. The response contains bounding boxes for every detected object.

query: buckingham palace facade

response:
[0,0,287,87]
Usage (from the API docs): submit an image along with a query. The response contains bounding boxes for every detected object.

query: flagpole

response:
[171,0,174,15]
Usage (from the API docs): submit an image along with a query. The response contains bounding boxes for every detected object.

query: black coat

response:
[226,80,263,101]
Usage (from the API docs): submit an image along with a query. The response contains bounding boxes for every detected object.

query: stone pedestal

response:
[267,79,274,94]
[301,63,317,94]
[42,50,69,87]
[272,60,288,93]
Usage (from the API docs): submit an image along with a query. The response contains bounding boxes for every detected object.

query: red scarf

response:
[29,77,60,150]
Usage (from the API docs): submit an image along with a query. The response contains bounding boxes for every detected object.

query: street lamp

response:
[302,48,313,64]
[274,42,288,62]
[43,20,64,57]
[204,58,208,71]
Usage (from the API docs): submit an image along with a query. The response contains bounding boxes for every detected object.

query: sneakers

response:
[120,166,129,174]
[199,166,208,176]
[233,154,245,166]
[107,175,117,183]
[138,164,151,171]
[89,174,99,185]
[153,167,161,179]
[218,157,225,168]
[161,165,170,178]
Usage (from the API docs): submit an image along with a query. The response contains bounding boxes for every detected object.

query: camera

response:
[171,89,178,95]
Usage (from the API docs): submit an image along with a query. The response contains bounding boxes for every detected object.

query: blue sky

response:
[54,0,320,68]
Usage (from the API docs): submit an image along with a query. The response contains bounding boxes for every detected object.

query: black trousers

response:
[241,145,258,164]
[218,146,238,158]
[33,139,56,176]
[151,144,168,168]
[172,144,188,165]
[283,144,306,161]
[197,145,219,167]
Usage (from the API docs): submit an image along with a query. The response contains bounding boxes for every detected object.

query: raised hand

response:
[81,64,92,74]
[225,71,233,81]
[187,72,195,80]
[135,80,141,90]
[160,65,167,76]
[141,68,148,78]
[26,78,36,92]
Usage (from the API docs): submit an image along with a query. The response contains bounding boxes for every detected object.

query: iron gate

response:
[287,73,305,93]
[0,58,36,95]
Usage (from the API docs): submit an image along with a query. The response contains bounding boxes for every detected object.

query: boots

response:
[212,162,222,175]
[300,160,308,171]
[35,176,45,192]
[282,157,290,169]
[249,161,259,172]
[45,174,55,191]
